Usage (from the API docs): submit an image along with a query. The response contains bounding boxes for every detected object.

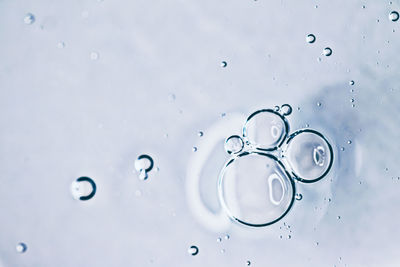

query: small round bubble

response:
[280,104,292,116]
[24,13,35,25]
[224,135,244,154]
[306,34,316,43]
[188,246,199,256]
[323,47,332,56]
[389,11,399,22]
[16,243,27,253]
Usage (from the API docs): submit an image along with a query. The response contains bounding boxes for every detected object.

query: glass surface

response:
[0,0,400,266]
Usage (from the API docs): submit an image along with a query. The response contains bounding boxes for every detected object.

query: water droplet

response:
[224,234,230,240]
[90,51,99,60]
[347,140,352,144]
[24,13,35,25]
[323,47,332,56]
[315,241,319,246]
[224,135,244,154]
[221,61,227,68]
[340,147,345,151]
[362,5,366,9]
[192,147,198,152]
[295,193,303,201]
[188,246,199,256]
[243,109,288,150]
[217,237,222,242]
[16,243,27,253]
[280,104,292,116]
[349,80,355,86]
[288,235,292,239]
[283,129,333,183]
[316,102,322,107]
[389,11,399,22]
[198,131,203,137]
[306,34,316,44]
[71,176,96,201]
[337,215,341,220]
[134,154,154,181]
[218,152,295,227]
[350,98,355,103]
[246,260,251,266]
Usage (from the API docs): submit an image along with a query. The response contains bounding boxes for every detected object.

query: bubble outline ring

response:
[217,151,296,227]
[242,109,290,151]
[76,176,97,201]
[283,128,334,183]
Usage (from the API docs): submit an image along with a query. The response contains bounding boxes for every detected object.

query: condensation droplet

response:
[135,154,154,181]
[188,246,199,256]
[323,47,332,56]
[316,102,322,107]
[349,80,355,86]
[217,237,222,242]
[16,242,27,253]
[221,61,227,68]
[224,234,230,240]
[224,135,244,154]
[246,260,251,266]
[340,147,345,151]
[24,13,35,25]
[90,51,99,60]
[280,104,292,116]
[198,131,203,137]
[306,34,316,44]
[347,140,352,144]
[337,215,341,220]
[288,235,292,239]
[71,176,96,201]
[192,147,198,152]
[295,193,303,201]
[350,98,355,103]
[389,11,399,22]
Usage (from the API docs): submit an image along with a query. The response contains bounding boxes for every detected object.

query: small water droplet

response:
[246,260,251,266]
[323,47,332,56]
[317,102,322,107]
[347,140,352,144]
[349,80,355,86]
[198,131,203,137]
[280,104,292,116]
[24,13,35,25]
[362,5,366,9]
[217,237,222,242]
[350,98,355,103]
[340,147,345,151]
[315,242,319,246]
[337,215,341,220]
[389,11,399,22]
[71,177,96,201]
[90,51,99,60]
[192,147,198,152]
[16,243,27,253]
[295,193,303,201]
[224,234,230,240]
[188,246,199,256]
[224,135,244,154]
[287,235,292,239]
[221,61,227,68]
[306,34,316,44]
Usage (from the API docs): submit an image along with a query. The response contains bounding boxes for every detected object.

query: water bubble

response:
[71,176,96,201]
[323,47,332,56]
[350,98,355,103]
[306,34,316,44]
[362,5,366,9]
[198,131,203,137]
[188,246,199,256]
[246,261,251,266]
[218,152,295,227]
[288,235,292,239]
[340,147,345,151]
[224,234,230,240]
[192,147,198,152]
[16,243,27,253]
[280,104,292,116]
[337,215,341,220]
[283,129,333,183]
[224,135,244,154]
[316,102,322,107]
[221,61,227,68]
[389,11,399,22]
[295,193,303,201]
[217,237,222,242]
[243,109,288,151]
[24,13,35,25]
[347,140,352,144]
[134,154,154,180]
[349,80,355,86]
[90,51,99,60]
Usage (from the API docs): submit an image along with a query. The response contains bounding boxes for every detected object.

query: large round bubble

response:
[282,129,333,183]
[243,109,289,151]
[218,152,295,227]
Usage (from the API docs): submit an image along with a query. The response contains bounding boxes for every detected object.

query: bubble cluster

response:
[218,105,333,227]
